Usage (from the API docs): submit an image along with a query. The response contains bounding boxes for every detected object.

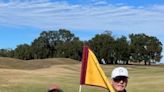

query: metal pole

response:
[79,85,82,92]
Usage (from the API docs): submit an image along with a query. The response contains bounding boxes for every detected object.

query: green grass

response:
[0,57,164,92]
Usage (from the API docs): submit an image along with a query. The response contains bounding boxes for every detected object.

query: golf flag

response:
[80,46,115,92]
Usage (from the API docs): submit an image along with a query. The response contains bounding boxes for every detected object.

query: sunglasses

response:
[113,76,128,82]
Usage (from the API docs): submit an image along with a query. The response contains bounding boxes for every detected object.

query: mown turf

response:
[0,57,164,92]
[0,57,79,69]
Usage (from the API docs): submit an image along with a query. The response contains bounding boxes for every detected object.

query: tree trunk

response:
[126,60,129,65]
[144,61,147,65]
[148,61,151,65]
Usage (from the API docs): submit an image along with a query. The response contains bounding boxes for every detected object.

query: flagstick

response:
[79,85,82,92]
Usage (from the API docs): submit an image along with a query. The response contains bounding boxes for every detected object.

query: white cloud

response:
[93,1,108,5]
[0,0,164,35]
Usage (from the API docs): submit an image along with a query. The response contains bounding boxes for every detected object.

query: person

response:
[48,84,63,92]
[110,67,128,92]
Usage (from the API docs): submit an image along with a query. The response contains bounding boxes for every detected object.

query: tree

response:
[55,29,79,57]
[64,37,83,60]
[31,37,50,59]
[88,32,115,64]
[114,36,130,64]
[0,48,14,57]
[146,36,163,65]
[30,29,82,60]
[129,33,163,65]
[14,44,32,60]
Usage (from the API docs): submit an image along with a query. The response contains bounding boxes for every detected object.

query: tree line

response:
[0,29,163,65]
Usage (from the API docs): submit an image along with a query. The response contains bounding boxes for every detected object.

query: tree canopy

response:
[0,29,162,65]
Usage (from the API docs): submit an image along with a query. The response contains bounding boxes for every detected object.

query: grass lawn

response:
[0,58,164,92]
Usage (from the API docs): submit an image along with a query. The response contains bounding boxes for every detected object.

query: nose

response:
[119,80,124,84]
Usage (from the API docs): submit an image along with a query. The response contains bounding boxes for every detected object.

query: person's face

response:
[111,76,128,92]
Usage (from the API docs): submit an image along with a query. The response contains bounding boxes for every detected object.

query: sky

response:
[0,0,164,63]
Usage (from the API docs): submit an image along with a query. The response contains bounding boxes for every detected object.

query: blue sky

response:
[0,0,164,63]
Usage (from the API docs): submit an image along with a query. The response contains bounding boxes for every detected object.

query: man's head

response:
[111,67,128,92]
[48,84,63,92]
[48,89,63,92]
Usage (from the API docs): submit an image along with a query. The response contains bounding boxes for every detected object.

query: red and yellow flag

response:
[80,46,115,92]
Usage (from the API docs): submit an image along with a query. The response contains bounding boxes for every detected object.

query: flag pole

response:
[79,85,82,92]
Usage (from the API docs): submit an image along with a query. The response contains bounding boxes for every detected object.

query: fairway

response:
[0,62,164,92]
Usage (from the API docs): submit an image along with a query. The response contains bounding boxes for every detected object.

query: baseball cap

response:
[111,67,128,79]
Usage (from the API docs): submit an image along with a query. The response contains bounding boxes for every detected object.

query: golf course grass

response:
[0,57,163,92]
